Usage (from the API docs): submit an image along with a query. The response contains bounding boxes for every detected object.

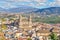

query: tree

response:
[27,38,32,40]
[1,24,7,30]
[0,24,7,32]
[49,32,58,40]
[58,35,60,40]
[1,18,6,22]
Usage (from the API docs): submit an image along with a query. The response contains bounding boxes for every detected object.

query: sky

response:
[0,0,60,9]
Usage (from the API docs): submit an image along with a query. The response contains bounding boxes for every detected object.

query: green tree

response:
[1,18,6,22]
[1,24,7,30]
[49,32,58,40]
[27,38,32,40]
[58,35,60,40]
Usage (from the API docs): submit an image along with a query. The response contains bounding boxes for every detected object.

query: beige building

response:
[19,14,32,30]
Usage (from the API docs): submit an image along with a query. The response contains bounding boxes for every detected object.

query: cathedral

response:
[19,14,32,31]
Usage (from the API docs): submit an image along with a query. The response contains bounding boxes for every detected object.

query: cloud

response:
[0,2,17,8]
[48,0,60,7]
[7,0,48,8]
[8,0,48,3]
[34,0,47,3]
[2,0,32,2]
[55,0,60,6]
[49,2,56,7]
[0,0,60,9]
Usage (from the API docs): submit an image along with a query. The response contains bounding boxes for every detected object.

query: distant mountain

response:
[34,7,60,15]
[0,6,60,15]
[7,5,38,13]
[0,7,6,12]
[0,5,38,13]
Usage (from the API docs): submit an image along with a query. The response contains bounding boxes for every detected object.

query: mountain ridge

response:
[0,6,60,15]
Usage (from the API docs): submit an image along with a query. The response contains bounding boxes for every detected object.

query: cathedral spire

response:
[29,14,32,27]
[19,15,22,28]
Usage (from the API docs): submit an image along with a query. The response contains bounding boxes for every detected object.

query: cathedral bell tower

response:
[28,14,32,27]
[19,15,22,28]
